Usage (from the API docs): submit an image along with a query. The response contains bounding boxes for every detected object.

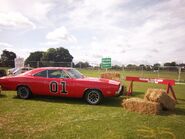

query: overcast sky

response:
[0,0,185,66]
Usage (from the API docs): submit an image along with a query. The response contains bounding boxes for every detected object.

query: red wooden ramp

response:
[125,76,176,100]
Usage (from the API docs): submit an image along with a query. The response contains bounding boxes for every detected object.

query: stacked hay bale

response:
[100,72,120,81]
[122,88,176,115]
[122,98,161,115]
[144,89,176,110]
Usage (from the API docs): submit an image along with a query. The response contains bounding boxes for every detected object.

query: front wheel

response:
[85,90,102,105]
[17,86,31,99]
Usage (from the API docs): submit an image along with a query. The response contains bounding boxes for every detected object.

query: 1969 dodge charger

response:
[0,67,124,104]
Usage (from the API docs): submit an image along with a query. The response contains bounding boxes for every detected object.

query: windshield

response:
[65,69,84,78]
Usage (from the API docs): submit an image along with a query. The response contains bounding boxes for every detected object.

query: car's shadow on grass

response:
[13,95,124,107]
[14,95,85,105]
[13,94,185,115]
[0,94,7,98]
[102,97,123,107]
[13,91,145,107]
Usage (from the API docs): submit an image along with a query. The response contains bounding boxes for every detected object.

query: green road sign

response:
[101,58,111,69]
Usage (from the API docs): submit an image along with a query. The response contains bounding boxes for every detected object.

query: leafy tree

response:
[0,50,16,67]
[139,64,146,70]
[171,62,177,66]
[164,62,177,67]
[75,61,91,68]
[126,64,138,70]
[42,48,56,62]
[163,62,177,71]
[25,51,44,67]
[25,47,73,67]
[179,63,185,67]
[153,63,161,70]
[145,65,152,71]
[164,62,171,67]
[42,47,73,67]
[112,65,122,70]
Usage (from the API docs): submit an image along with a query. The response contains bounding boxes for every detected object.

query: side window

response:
[60,70,69,78]
[48,70,60,78]
[34,70,47,77]
[48,70,69,78]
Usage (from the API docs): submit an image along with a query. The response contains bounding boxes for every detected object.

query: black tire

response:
[85,90,102,105]
[17,86,31,99]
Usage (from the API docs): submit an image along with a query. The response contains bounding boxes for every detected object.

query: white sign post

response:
[14,58,24,68]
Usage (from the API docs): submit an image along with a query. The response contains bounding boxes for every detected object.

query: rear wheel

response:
[17,86,31,99]
[85,90,102,105]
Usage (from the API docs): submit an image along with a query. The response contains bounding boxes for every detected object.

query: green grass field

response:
[0,69,185,139]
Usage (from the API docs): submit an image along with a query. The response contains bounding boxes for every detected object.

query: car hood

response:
[80,77,120,86]
[0,75,14,79]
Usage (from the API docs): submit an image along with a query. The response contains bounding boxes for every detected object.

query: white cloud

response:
[0,42,13,47]
[0,42,14,55]
[0,0,55,28]
[0,0,185,65]
[0,42,36,59]
[67,0,125,29]
[46,26,77,44]
[0,12,36,29]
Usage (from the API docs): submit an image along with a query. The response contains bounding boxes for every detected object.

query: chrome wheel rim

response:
[87,91,100,104]
[18,87,29,99]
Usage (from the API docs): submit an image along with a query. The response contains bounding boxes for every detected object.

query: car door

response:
[57,69,76,97]
[59,77,76,97]
[31,69,75,97]
[30,69,51,95]
[47,69,76,97]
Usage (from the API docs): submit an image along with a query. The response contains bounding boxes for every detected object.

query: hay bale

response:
[144,89,176,110]
[122,98,162,115]
[100,72,120,81]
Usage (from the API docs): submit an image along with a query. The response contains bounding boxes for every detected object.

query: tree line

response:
[0,47,184,69]
[120,63,185,71]
[25,47,73,67]
[0,47,73,68]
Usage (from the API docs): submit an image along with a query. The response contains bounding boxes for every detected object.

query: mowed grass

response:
[0,69,185,139]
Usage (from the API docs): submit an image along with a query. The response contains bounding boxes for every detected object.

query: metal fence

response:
[1,60,184,82]
[26,61,74,68]
[123,66,185,82]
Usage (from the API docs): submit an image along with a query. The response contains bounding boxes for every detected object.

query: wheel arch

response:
[16,84,32,93]
[16,85,32,99]
[83,88,103,98]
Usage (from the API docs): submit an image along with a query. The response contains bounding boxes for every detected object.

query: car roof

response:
[35,67,73,70]
[24,67,73,75]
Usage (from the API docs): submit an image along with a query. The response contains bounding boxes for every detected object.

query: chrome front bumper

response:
[115,85,124,97]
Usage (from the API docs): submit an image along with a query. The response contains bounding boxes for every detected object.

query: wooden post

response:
[166,83,177,100]
[166,84,170,94]
[127,80,133,95]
